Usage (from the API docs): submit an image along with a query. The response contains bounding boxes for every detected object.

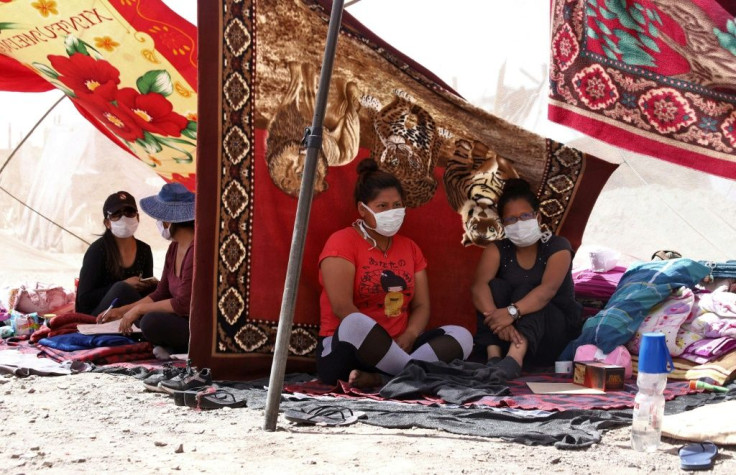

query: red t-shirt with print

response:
[319,226,427,338]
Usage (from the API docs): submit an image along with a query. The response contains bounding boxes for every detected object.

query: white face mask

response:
[504,219,543,247]
[361,203,405,237]
[156,220,172,240]
[110,216,138,239]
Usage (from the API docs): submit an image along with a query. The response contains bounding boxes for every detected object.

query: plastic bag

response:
[589,247,620,273]
[12,283,74,314]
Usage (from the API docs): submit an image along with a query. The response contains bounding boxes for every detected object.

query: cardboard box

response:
[573,361,625,391]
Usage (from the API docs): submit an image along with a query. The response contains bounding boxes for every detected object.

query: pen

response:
[100,298,119,323]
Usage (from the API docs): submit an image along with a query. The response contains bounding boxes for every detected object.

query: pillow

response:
[627,287,694,356]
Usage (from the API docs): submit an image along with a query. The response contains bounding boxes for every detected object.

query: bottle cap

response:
[638,333,674,374]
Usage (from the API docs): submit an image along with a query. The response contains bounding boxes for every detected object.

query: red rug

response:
[549,0,736,178]
[284,373,695,412]
[0,339,157,367]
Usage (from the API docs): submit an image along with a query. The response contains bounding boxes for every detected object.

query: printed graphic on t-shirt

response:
[358,257,412,318]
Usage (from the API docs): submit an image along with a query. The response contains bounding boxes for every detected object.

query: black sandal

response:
[283,406,366,426]
[193,388,247,410]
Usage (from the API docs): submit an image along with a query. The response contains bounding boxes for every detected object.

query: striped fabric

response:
[633,353,736,386]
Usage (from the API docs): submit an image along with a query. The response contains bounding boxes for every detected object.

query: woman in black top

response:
[471,179,582,379]
[75,191,156,315]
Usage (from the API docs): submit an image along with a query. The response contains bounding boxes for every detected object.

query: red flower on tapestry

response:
[116,87,188,137]
[77,96,144,142]
[552,24,579,72]
[638,88,696,134]
[573,64,619,110]
[47,53,120,102]
[720,111,736,147]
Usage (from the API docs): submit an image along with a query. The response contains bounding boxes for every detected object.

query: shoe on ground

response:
[142,363,186,393]
[159,368,213,394]
[192,388,247,410]
[172,385,217,406]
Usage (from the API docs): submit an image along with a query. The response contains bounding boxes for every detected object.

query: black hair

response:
[100,227,124,281]
[380,270,407,292]
[353,158,405,205]
[497,178,540,216]
[170,220,195,237]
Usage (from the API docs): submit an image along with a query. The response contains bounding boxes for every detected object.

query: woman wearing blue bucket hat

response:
[97,183,195,357]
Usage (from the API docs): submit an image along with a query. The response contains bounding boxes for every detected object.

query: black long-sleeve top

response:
[75,237,154,314]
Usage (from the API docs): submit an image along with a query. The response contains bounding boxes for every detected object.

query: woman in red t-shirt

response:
[318,159,472,387]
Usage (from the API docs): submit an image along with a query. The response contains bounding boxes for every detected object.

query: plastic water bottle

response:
[631,372,667,452]
[631,332,673,452]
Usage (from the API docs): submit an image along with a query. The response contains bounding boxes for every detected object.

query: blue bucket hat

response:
[140,183,195,223]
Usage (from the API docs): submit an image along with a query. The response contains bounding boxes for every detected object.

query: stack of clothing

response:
[30,313,97,343]
[572,266,627,320]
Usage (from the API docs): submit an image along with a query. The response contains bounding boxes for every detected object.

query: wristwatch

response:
[507,303,521,321]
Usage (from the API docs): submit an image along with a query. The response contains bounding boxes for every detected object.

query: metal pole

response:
[264,0,345,431]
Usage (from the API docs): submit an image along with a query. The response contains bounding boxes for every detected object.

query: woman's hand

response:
[119,307,143,335]
[140,277,159,290]
[497,325,523,346]
[123,275,143,290]
[485,308,514,333]
[395,330,419,353]
[483,307,513,333]
[97,307,124,323]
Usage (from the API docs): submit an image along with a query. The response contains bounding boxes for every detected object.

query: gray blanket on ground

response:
[95,368,735,450]
[379,359,510,404]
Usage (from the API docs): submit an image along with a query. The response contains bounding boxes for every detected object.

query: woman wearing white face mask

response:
[471,179,582,380]
[98,183,195,359]
[76,191,156,316]
[318,159,473,388]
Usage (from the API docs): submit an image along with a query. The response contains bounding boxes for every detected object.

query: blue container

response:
[638,333,674,374]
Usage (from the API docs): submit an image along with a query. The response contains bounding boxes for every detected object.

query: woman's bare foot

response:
[348,370,383,389]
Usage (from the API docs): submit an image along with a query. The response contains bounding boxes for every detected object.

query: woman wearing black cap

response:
[75,191,156,315]
[98,183,195,357]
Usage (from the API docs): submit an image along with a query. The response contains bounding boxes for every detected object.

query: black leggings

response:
[474,278,568,366]
[92,281,142,316]
[316,313,473,385]
[136,312,190,353]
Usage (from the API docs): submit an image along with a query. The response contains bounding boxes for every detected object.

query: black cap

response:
[103,191,137,217]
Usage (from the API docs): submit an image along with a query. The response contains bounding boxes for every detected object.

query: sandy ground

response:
[0,371,734,474]
[1,209,734,474]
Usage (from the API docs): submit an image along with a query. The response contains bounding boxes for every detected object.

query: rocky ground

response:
[1,371,735,474]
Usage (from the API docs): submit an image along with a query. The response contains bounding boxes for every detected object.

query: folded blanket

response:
[37,341,154,365]
[680,337,736,365]
[48,312,97,329]
[30,323,85,343]
[698,291,736,318]
[573,266,627,300]
[38,333,137,351]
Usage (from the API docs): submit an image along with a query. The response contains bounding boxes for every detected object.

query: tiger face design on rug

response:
[266,61,361,197]
[443,139,520,247]
[362,90,449,208]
